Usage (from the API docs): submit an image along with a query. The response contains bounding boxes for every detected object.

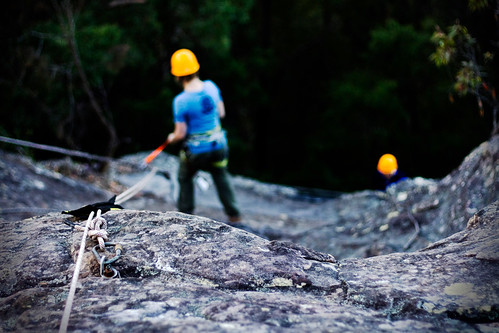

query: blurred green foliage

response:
[429,0,498,136]
[1,0,496,191]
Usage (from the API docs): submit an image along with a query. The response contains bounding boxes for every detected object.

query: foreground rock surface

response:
[1,201,498,332]
[0,136,497,331]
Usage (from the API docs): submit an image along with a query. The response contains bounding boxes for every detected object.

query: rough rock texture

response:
[0,136,498,331]
[242,135,499,259]
[339,202,499,323]
[0,201,498,332]
[1,136,498,261]
[0,152,113,220]
[105,136,498,261]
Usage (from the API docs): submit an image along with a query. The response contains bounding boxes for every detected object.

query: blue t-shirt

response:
[173,80,227,153]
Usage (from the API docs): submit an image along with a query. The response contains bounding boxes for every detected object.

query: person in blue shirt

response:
[166,49,241,223]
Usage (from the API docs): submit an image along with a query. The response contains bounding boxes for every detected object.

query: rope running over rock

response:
[59,210,96,333]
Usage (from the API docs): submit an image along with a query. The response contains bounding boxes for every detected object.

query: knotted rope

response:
[73,210,108,249]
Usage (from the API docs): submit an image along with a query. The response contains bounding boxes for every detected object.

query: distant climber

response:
[374,153,407,190]
[165,49,241,224]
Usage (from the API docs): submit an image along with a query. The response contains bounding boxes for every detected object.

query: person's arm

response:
[218,101,226,119]
[167,121,187,143]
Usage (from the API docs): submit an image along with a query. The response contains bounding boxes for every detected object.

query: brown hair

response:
[175,72,198,85]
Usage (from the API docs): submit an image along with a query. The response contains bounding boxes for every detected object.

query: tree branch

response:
[51,0,119,156]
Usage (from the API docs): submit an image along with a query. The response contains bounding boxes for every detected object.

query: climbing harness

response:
[186,127,225,147]
[185,127,226,154]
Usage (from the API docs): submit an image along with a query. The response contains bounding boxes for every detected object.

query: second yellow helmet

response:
[377,154,398,176]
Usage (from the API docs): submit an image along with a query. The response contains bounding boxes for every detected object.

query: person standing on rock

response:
[165,48,241,224]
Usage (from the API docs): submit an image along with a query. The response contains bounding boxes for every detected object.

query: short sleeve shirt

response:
[173,80,222,136]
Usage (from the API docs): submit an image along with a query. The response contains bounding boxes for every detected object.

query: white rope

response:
[73,211,108,250]
[0,136,163,328]
[115,167,158,205]
[59,210,97,333]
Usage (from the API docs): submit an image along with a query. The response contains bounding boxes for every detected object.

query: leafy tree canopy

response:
[1,0,496,191]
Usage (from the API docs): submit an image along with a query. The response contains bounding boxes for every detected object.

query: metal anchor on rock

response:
[91,242,124,278]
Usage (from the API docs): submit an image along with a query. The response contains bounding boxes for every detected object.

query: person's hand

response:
[167,133,175,143]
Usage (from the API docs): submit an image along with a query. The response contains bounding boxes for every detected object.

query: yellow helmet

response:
[170,49,200,77]
[377,153,398,176]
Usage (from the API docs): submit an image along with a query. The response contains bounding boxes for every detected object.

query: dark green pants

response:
[177,147,240,218]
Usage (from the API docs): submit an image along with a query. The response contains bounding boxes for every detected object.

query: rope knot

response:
[74,210,108,250]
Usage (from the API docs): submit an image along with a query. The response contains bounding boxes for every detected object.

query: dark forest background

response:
[1,0,497,192]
